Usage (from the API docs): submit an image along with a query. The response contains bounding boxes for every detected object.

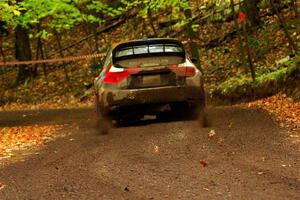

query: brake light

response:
[103,67,141,84]
[185,67,196,77]
[103,71,129,84]
[168,65,196,77]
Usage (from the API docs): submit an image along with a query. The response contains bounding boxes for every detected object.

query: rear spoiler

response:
[112,39,186,63]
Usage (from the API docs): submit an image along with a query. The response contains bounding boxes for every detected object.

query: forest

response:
[0,0,299,106]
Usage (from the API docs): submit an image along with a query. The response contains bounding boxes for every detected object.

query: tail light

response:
[103,70,129,84]
[168,65,196,77]
[103,67,141,84]
[185,67,196,77]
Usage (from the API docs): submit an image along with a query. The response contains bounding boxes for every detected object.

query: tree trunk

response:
[15,25,34,83]
[0,31,6,62]
[36,35,48,78]
[243,0,261,27]
[0,32,5,84]
[85,22,99,64]
[230,0,247,72]
[54,30,69,81]
[291,0,298,17]
[242,22,256,81]
[184,5,202,73]
[147,8,158,37]
[270,0,298,54]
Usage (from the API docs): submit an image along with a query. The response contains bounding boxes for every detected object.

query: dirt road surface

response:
[0,106,300,200]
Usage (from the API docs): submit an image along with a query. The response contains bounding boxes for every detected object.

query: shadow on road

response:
[0,106,217,130]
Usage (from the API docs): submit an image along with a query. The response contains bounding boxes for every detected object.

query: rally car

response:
[94,38,206,133]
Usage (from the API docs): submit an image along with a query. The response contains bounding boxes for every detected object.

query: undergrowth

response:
[211,55,300,102]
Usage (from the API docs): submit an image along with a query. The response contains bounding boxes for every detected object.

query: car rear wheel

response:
[156,112,171,121]
[182,100,207,127]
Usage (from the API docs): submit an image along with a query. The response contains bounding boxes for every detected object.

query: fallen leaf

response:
[200,160,208,167]
[124,186,130,192]
[240,94,300,145]
[154,145,159,153]
[208,130,216,137]
[217,138,224,146]
[0,182,5,191]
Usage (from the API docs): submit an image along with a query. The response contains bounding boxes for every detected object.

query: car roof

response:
[111,38,186,64]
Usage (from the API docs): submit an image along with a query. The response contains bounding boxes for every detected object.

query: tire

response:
[95,94,111,134]
[188,100,208,128]
[156,112,170,121]
[115,115,142,127]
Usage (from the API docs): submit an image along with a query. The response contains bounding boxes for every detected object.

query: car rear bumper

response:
[98,86,204,113]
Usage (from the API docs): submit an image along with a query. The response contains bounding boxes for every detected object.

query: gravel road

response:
[0,106,299,200]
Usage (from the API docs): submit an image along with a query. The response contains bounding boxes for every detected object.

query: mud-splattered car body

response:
[94,38,205,125]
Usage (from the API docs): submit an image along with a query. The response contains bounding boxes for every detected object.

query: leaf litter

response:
[0,124,67,162]
[243,94,300,143]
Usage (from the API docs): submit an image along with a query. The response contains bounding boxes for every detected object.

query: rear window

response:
[115,44,184,58]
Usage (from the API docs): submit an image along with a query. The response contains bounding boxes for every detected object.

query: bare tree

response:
[243,0,261,27]
[15,25,35,83]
